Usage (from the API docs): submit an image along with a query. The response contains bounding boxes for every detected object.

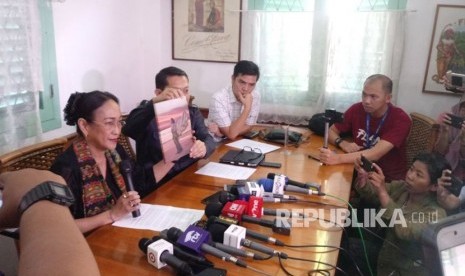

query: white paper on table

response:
[226,139,280,154]
[112,203,204,232]
[195,162,256,180]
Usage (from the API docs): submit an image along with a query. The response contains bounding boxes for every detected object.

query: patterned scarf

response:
[73,138,127,217]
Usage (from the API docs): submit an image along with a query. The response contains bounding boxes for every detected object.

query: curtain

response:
[0,0,43,155]
[241,0,406,125]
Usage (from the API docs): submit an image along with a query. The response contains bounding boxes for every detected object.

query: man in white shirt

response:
[207,60,261,141]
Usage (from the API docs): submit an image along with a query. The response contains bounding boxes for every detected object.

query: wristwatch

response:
[18,181,75,215]
[334,137,343,148]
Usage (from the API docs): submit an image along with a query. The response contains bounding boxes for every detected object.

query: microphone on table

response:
[263,192,297,200]
[208,223,288,259]
[216,190,304,218]
[167,220,267,260]
[138,236,194,275]
[236,182,299,205]
[258,178,325,196]
[193,223,270,260]
[267,173,321,191]
[205,200,292,235]
[165,225,248,268]
[220,200,291,235]
[205,215,285,246]
[224,183,299,201]
[120,159,141,217]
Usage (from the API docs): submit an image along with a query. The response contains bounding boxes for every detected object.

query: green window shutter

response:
[38,0,61,132]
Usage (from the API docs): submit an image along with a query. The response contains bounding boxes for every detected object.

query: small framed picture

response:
[422,5,465,94]
[172,0,242,63]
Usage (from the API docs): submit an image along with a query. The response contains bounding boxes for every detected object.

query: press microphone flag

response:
[172,225,247,267]
[158,230,213,266]
[138,237,193,275]
[257,178,323,195]
[208,223,288,258]
[267,173,321,190]
[206,216,285,246]
[221,201,291,235]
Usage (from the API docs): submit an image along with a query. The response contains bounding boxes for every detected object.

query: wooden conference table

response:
[86,126,354,275]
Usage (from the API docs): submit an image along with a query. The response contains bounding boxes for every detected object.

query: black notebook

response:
[219,149,265,167]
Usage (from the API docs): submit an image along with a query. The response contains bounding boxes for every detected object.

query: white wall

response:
[44,0,464,140]
[398,0,464,120]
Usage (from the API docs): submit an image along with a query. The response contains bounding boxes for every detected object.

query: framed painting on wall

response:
[172,0,242,63]
[422,5,465,94]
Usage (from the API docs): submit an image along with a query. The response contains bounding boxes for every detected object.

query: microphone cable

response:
[277,253,349,276]
[324,192,374,276]
[281,244,364,276]
[290,198,347,209]
[277,213,363,275]
[326,192,429,274]
[246,265,273,276]
[288,191,426,275]
[356,222,425,269]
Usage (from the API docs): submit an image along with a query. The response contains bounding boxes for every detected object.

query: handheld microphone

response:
[208,223,288,259]
[267,173,321,190]
[138,236,193,275]
[258,178,324,195]
[206,216,285,246]
[120,159,141,217]
[167,225,247,268]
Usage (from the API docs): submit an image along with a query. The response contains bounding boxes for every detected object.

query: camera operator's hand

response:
[439,112,451,126]
[437,169,461,211]
[0,169,66,228]
[442,75,465,93]
[366,163,390,207]
[354,156,369,188]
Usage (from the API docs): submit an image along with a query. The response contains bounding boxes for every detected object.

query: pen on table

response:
[307,154,321,162]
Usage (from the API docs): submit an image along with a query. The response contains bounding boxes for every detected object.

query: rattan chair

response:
[0,137,68,173]
[405,112,438,168]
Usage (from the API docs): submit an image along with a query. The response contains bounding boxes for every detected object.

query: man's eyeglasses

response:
[92,119,126,131]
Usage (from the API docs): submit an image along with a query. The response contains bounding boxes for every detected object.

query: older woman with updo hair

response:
[50,91,141,233]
